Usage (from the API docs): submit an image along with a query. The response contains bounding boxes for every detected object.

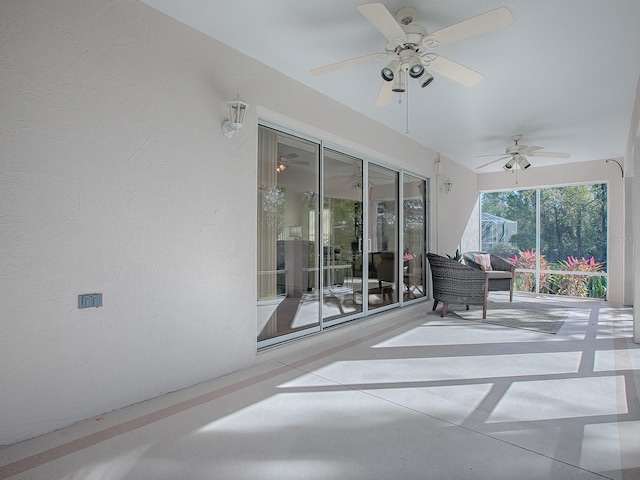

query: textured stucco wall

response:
[0,0,449,444]
[432,155,479,256]
[0,0,260,445]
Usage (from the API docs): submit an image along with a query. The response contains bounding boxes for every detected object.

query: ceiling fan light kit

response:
[408,57,424,78]
[518,155,531,170]
[417,70,434,88]
[391,69,406,92]
[479,135,571,171]
[381,59,400,81]
[311,3,515,106]
[503,157,514,171]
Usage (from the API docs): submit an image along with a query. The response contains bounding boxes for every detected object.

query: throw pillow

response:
[474,253,493,271]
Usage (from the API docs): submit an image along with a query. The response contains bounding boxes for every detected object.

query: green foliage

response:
[446,248,462,262]
[510,250,606,298]
[510,249,549,292]
[481,184,608,299]
[587,275,608,299]
[545,256,605,297]
[540,185,607,264]
[490,242,518,258]
[481,184,607,266]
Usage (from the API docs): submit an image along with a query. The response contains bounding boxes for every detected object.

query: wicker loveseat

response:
[463,251,516,302]
[426,253,489,319]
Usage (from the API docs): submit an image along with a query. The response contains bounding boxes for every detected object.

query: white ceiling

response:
[140,0,640,172]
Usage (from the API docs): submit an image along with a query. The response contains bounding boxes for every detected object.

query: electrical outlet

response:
[78,293,102,309]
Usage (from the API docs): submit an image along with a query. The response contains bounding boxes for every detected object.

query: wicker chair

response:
[426,253,489,319]
[463,252,516,302]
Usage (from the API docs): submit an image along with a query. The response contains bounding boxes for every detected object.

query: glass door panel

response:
[257,126,320,343]
[322,149,363,323]
[402,173,426,301]
[367,164,399,310]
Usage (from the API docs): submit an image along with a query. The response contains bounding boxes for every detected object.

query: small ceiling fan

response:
[477,135,572,171]
[311,3,514,106]
[276,153,309,172]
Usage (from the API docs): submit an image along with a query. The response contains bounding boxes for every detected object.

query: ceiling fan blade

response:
[311,53,386,76]
[356,3,407,43]
[374,80,393,107]
[477,156,511,169]
[284,159,310,165]
[427,55,484,87]
[431,6,514,47]
[476,153,506,158]
[520,146,543,155]
[528,151,572,158]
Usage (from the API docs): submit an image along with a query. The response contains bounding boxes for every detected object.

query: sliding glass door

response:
[322,149,363,324]
[257,123,428,347]
[257,126,320,343]
[402,173,427,301]
[367,164,399,311]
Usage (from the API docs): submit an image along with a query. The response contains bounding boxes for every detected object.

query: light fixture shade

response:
[289,225,302,239]
[391,69,406,92]
[417,70,434,88]
[227,100,248,129]
[381,60,400,82]
[408,57,424,78]
[518,155,531,169]
[222,99,248,138]
[503,157,514,170]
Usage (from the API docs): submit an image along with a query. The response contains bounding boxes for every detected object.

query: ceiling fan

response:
[311,3,514,106]
[477,135,572,171]
[276,153,309,172]
[329,165,390,190]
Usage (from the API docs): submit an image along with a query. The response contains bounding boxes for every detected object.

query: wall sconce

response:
[443,178,453,194]
[221,99,248,138]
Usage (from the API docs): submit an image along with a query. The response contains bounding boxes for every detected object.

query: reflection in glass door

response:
[322,149,364,324]
[402,173,427,301]
[257,126,320,343]
[257,123,430,348]
[367,164,399,310]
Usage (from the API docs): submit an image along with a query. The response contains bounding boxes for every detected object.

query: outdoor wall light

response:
[443,178,453,194]
[222,99,248,138]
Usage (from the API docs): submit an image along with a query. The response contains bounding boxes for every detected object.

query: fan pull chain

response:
[405,73,410,134]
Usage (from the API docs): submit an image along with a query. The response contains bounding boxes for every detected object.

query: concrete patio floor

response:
[1,293,638,479]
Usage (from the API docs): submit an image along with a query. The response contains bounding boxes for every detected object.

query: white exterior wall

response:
[1,0,632,445]
[0,0,453,444]
[431,155,479,256]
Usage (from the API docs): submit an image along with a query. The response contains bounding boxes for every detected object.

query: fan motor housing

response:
[396,6,417,25]
[506,145,524,154]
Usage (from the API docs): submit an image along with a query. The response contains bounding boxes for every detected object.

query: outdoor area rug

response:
[449,302,572,334]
